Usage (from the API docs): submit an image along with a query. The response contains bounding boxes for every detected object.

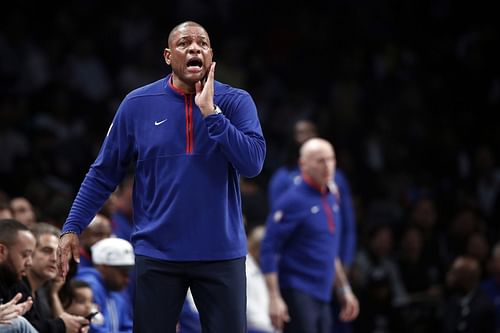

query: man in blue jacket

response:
[268,118,357,267]
[57,21,266,333]
[261,138,358,333]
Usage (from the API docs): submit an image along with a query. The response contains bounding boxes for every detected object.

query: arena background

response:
[1,1,499,332]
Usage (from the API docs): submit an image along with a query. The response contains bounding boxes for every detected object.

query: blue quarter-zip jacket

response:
[63,75,266,260]
[260,177,341,302]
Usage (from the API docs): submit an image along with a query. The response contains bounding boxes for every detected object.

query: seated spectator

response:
[75,237,134,333]
[10,198,36,227]
[352,224,408,306]
[78,214,112,269]
[353,268,403,333]
[22,222,88,333]
[61,280,103,328]
[0,219,37,332]
[442,256,495,333]
[396,226,442,300]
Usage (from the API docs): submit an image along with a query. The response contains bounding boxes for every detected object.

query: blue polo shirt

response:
[260,176,341,302]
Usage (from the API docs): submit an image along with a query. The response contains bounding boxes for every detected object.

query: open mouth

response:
[186,58,203,69]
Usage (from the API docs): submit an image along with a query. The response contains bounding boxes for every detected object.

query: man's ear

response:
[0,243,8,263]
[164,48,171,65]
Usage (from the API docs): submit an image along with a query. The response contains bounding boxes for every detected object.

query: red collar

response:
[302,173,327,194]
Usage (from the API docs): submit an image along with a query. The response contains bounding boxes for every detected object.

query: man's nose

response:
[26,256,33,268]
[188,43,202,53]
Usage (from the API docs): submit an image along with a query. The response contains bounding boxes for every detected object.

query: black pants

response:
[134,255,247,333]
[281,288,331,333]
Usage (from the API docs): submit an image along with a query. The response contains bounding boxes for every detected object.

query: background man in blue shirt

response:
[261,138,358,333]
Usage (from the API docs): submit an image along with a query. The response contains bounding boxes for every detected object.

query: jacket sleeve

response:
[63,98,135,234]
[259,198,302,274]
[204,91,266,178]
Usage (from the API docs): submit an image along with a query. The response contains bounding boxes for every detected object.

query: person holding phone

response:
[74,238,134,333]
[57,21,266,333]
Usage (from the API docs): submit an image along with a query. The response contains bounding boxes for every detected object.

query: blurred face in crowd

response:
[0,230,36,282]
[446,256,480,294]
[466,232,489,263]
[164,22,213,93]
[400,227,422,262]
[80,214,112,252]
[299,138,336,188]
[66,286,94,317]
[370,226,394,258]
[410,198,437,230]
[30,233,59,282]
[0,207,13,219]
[294,120,318,145]
[10,197,36,227]
[100,266,131,292]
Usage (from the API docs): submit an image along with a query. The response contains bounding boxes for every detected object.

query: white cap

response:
[91,238,134,266]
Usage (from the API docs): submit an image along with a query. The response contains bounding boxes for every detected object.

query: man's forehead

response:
[37,233,58,246]
[304,146,334,159]
[174,26,208,39]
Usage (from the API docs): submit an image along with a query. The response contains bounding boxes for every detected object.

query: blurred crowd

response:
[1,1,500,332]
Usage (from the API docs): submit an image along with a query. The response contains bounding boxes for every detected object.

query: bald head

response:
[80,214,112,251]
[299,138,336,188]
[447,256,481,293]
[299,138,334,159]
[167,21,208,48]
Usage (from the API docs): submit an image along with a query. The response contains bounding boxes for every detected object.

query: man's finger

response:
[207,62,216,82]
[5,293,22,306]
[57,245,69,278]
[72,244,80,264]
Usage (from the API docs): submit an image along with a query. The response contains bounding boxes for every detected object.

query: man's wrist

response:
[337,285,353,296]
[59,230,78,238]
[206,104,222,116]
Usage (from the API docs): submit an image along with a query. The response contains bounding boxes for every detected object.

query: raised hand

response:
[194,62,216,117]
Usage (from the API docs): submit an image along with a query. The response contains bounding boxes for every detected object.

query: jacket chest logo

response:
[154,118,168,126]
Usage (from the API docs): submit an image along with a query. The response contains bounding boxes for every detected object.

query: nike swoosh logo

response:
[154,119,168,126]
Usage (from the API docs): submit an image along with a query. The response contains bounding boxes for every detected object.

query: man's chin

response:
[183,71,205,83]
